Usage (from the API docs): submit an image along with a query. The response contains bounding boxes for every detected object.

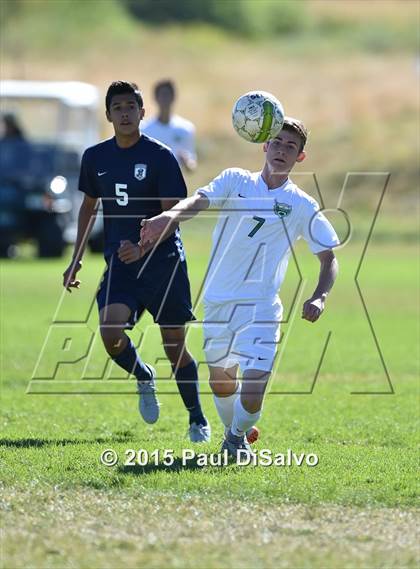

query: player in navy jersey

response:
[62,81,210,442]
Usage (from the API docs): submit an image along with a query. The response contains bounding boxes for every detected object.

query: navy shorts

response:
[97,251,195,327]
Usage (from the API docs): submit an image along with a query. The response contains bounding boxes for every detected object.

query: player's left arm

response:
[302,249,338,323]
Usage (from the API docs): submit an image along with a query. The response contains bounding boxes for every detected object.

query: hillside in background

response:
[1,0,418,217]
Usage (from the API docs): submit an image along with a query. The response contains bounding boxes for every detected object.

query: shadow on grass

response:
[118,457,230,476]
[0,435,132,448]
[118,457,203,475]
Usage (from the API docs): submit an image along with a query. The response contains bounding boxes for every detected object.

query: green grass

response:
[1,230,419,568]
[1,2,418,565]
[2,0,417,54]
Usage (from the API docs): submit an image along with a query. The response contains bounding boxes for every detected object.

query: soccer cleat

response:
[221,430,257,463]
[224,425,260,444]
[137,366,160,424]
[189,421,211,443]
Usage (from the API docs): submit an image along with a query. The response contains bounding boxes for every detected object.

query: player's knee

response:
[241,395,262,414]
[163,342,191,368]
[100,327,125,356]
[241,378,267,413]
[209,375,236,397]
[163,344,182,366]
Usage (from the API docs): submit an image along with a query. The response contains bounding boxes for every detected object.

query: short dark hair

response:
[281,117,308,152]
[154,79,176,99]
[105,81,143,112]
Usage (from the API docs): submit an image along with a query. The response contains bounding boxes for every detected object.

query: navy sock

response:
[173,360,206,425]
[113,338,152,383]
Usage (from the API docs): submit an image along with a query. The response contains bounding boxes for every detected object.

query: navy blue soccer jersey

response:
[78,135,187,258]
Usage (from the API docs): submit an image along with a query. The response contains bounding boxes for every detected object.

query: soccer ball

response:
[232,91,285,143]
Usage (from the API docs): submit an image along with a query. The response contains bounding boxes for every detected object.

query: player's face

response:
[264,130,305,174]
[106,93,144,136]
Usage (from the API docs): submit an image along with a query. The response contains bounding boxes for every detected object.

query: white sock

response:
[213,382,241,429]
[231,397,261,437]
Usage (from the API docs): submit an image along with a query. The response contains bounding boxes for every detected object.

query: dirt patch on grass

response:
[1,487,418,568]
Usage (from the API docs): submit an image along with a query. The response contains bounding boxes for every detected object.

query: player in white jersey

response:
[140,117,339,460]
[142,79,197,171]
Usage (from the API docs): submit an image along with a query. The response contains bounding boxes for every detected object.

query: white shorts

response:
[203,298,282,373]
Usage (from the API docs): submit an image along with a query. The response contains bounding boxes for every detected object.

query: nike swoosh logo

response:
[97,171,107,176]
[257,357,267,360]
[238,193,246,198]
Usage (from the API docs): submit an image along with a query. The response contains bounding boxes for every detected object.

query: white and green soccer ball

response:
[232,91,285,143]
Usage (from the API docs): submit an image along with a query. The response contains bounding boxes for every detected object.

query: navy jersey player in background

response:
[62,81,210,442]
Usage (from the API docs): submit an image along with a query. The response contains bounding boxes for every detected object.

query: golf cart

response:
[0,80,104,257]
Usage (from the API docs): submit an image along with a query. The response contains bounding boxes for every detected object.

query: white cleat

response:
[137,366,160,424]
[189,421,211,443]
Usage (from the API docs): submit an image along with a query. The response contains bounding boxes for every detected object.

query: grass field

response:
[1,1,419,566]
[1,221,419,567]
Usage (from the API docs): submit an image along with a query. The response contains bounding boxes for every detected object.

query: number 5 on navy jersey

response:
[115,183,128,206]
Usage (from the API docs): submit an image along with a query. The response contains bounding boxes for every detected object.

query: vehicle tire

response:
[37,216,66,258]
[0,236,18,258]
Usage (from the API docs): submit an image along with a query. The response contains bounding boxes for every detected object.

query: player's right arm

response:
[63,194,98,292]
[140,193,209,248]
[63,148,99,292]
[140,167,237,249]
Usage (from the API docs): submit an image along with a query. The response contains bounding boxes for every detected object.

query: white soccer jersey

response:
[142,115,196,165]
[196,168,339,304]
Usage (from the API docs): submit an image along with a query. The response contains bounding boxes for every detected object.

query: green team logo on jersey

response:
[273,199,292,218]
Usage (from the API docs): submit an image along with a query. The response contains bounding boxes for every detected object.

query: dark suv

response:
[0,139,78,257]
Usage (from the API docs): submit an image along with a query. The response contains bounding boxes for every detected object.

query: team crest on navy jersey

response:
[134,163,147,181]
[273,199,292,218]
